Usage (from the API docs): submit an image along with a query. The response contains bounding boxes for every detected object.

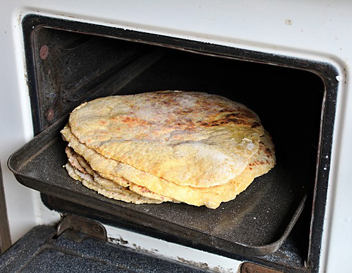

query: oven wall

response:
[0,165,11,253]
[0,3,61,244]
[1,1,352,272]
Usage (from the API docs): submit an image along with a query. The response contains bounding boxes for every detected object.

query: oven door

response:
[0,216,213,273]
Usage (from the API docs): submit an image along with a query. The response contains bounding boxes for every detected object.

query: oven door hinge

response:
[56,214,107,241]
[240,262,284,273]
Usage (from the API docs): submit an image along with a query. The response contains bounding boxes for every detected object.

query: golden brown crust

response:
[61,125,275,209]
[61,91,275,208]
[68,91,264,187]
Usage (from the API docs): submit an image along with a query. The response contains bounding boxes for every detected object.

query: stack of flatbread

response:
[61,91,275,209]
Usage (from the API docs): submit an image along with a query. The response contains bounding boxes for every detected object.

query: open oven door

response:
[0,215,211,273]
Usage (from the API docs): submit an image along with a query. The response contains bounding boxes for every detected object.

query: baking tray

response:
[8,116,308,257]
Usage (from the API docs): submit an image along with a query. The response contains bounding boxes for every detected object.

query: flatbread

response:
[65,160,163,204]
[61,125,275,208]
[66,146,173,202]
[68,91,264,187]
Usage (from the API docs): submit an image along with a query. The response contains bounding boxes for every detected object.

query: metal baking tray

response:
[8,116,308,257]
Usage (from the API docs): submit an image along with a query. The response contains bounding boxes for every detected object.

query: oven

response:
[0,1,351,272]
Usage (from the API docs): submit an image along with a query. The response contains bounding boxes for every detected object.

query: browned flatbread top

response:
[68,91,264,187]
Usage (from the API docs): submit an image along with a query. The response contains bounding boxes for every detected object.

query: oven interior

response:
[6,15,335,272]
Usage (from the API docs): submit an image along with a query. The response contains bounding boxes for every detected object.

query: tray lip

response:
[7,115,307,257]
[7,114,69,173]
